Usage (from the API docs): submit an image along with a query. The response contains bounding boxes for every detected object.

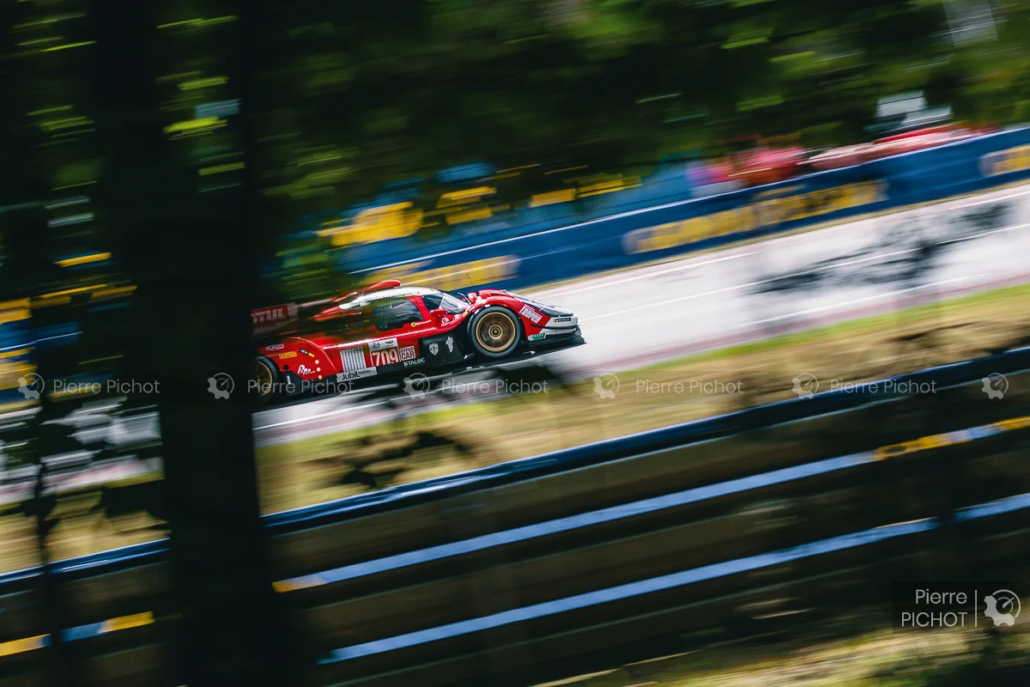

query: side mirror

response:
[430,307,447,326]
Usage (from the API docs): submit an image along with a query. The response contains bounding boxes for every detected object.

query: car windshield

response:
[372,298,423,331]
[329,306,376,340]
[423,291,468,314]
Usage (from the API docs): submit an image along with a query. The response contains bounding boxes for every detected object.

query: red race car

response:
[251,281,583,400]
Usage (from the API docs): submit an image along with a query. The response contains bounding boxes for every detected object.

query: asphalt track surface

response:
[3,182,1030,479]
[251,183,1030,444]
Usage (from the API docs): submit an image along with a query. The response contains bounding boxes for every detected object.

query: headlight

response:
[518,296,571,317]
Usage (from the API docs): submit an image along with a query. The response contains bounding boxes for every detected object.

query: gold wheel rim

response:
[476,312,516,353]
[255,360,274,397]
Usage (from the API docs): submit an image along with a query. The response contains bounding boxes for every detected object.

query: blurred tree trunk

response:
[89,1,294,683]
[0,206,79,686]
[0,1,78,680]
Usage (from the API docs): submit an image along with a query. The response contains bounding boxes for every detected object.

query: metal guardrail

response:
[304,418,1030,685]
[3,389,1029,684]
[2,345,1028,592]
[301,412,1029,604]
[311,494,1030,687]
[321,498,1026,664]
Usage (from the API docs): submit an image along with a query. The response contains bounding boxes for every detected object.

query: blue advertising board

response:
[321,128,1030,293]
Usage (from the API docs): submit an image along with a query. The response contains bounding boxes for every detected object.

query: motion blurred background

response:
[2,0,1030,685]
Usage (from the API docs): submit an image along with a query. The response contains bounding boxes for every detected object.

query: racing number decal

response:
[369,337,400,367]
[371,348,400,366]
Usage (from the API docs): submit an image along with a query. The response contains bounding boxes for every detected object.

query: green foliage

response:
[231,0,1030,298]
[252,0,1027,214]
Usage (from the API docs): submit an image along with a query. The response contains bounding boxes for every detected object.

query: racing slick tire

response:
[468,306,523,359]
[254,356,279,403]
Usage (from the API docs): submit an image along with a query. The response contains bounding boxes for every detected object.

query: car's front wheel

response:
[468,306,522,358]
[254,356,279,402]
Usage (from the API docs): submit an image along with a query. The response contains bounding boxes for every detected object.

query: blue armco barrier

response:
[336,128,1030,292]
[320,519,938,662]
[280,411,1019,593]
[3,345,1026,592]
[42,491,1030,651]
[320,488,1030,664]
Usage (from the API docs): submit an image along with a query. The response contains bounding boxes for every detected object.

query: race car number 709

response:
[370,348,400,365]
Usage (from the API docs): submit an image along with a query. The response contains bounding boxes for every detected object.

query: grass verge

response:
[540,624,1030,687]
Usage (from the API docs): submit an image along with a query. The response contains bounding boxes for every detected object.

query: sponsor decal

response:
[446,336,455,353]
[297,364,314,375]
[528,333,546,341]
[981,144,1030,177]
[277,351,297,360]
[520,305,543,324]
[403,358,425,367]
[251,304,294,325]
[266,343,285,351]
[338,368,377,380]
[369,338,399,352]
[429,343,439,355]
[400,345,417,361]
[622,181,886,255]
[554,317,573,323]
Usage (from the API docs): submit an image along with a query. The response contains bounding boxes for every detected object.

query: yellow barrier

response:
[99,611,154,634]
[0,635,46,658]
[623,181,886,255]
[980,144,1030,177]
[324,202,424,248]
[364,256,520,293]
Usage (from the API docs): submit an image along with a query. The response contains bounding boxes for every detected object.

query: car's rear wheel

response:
[254,356,278,402]
[469,306,522,358]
